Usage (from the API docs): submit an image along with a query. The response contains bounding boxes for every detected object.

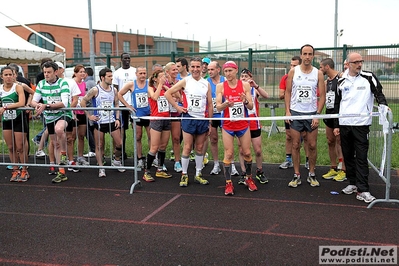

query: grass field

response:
[1,103,397,169]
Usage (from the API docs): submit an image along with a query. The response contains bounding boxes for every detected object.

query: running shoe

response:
[52,172,68,183]
[152,158,158,168]
[112,160,126,172]
[279,160,293,169]
[333,170,347,182]
[35,150,46,157]
[288,174,301,188]
[169,150,175,161]
[224,181,234,196]
[210,163,221,175]
[179,174,188,187]
[83,152,96,158]
[238,172,246,185]
[244,175,258,191]
[322,168,338,179]
[194,173,209,185]
[307,174,320,187]
[10,170,20,182]
[189,150,195,161]
[142,172,155,182]
[98,169,106,178]
[203,152,209,165]
[256,170,268,184]
[137,159,144,169]
[32,138,40,146]
[304,160,309,170]
[48,166,57,175]
[59,154,68,166]
[356,192,376,203]
[342,185,357,195]
[68,161,80,173]
[77,157,90,166]
[18,170,30,182]
[155,170,172,178]
[174,161,182,173]
[231,164,239,176]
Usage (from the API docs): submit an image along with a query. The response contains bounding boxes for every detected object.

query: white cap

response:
[55,61,64,69]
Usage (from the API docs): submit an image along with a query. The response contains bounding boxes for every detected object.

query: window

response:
[100,42,112,55]
[73,38,83,58]
[123,41,130,53]
[28,32,55,51]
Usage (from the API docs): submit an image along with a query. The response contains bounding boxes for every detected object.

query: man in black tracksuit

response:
[333,52,388,203]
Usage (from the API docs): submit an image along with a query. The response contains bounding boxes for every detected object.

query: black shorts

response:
[284,122,290,130]
[323,118,334,129]
[66,119,76,132]
[250,128,261,138]
[95,122,119,133]
[211,119,221,128]
[76,113,87,126]
[47,116,72,135]
[2,114,28,133]
[136,118,150,127]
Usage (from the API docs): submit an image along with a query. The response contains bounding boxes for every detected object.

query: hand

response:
[285,111,292,124]
[177,106,187,114]
[311,118,319,129]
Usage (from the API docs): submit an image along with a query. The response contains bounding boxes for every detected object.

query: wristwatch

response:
[46,104,50,109]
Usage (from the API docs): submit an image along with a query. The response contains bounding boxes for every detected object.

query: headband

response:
[223,62,238,70]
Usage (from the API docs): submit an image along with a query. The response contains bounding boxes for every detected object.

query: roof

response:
[0,25,64,64]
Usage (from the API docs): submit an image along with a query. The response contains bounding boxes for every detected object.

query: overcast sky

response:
[1,0,398,50]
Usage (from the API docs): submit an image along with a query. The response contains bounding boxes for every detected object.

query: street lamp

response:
[337,29,344,47]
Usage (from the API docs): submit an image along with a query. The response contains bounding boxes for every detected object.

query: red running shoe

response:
[224,181,234,196]
[244,175,258,192]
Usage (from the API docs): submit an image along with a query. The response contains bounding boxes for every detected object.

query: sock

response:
[223,164,231,181]
[146,152,155,171]
[286,154,292,162]
[181,155,189,174]
[195,154,203,174]
[158,150,166,171]
[59,168,65,174]
[245,160,252,176]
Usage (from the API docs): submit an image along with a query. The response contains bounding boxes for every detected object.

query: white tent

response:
[0,25,64,64]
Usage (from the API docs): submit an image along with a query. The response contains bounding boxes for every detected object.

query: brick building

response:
[7,23,198,83]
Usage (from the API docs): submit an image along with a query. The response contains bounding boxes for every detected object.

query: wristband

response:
[4,105,7,110]
[255,85,259,89]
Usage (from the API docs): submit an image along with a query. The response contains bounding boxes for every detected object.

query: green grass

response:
[2,106,398,169]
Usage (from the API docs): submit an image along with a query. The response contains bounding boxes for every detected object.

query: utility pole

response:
[88,0,96,82]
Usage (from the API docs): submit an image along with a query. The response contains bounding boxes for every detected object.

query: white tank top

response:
[290,65,318,113]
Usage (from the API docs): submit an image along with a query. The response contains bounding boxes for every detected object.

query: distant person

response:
[176,58,190,80]
[80,67,125,177]
[319,58,346,182]
[216,61,257,196]
[285,44,326,188]
[113,52,137,160]
[201,57,210,79]
[0,66,29,182]
[334,52,388,203]
[83,66,96,158]
[278,56,301,169]
[31,61,73,183]
[165,57,213,187]
[118,66,151,169]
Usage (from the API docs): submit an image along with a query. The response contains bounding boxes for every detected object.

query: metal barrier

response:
[367,106,399,208]
[0,107,141,192]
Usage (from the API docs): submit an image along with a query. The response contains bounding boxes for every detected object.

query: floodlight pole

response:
[88,0,96,82]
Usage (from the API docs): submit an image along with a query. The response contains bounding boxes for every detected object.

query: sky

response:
[0,0,398,51]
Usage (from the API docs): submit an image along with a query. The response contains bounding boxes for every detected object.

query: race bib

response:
[326,91,335,109]
[100,100,114,117]
[46,96,61,113]
[296,85,312,103]
[187,94,203,113]
[2,103,16,120]
[157,96,169,113]
[212,98,220,113]
[135,92,148,108]
[229,102,244,120]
